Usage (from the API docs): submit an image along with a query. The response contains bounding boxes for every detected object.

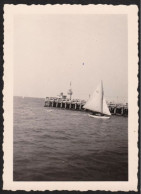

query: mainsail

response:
[83,81,111,116]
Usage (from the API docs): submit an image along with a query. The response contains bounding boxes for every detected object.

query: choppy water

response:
[14,97,128,181]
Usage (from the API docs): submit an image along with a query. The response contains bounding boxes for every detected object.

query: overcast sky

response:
[14,14,128,102]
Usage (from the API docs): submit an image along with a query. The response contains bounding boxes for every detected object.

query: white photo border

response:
[3,4,139,191]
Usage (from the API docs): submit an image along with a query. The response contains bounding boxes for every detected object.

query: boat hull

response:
[88,114,110,119]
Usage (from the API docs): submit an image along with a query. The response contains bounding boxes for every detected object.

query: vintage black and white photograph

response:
[3,5,138,191]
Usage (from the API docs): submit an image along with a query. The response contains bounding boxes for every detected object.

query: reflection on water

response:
[14,97,128,181]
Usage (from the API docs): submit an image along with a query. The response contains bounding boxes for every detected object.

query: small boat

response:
[83,80,111,119]
[88,114,110,119]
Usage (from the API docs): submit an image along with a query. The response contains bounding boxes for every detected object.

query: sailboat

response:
[83,80,111,119]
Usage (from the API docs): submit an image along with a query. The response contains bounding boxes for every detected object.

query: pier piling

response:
[44,98,128,117]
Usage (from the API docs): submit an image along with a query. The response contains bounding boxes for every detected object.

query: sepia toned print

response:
[3,4,138,191]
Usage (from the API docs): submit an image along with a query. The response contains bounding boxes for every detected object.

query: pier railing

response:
[44,97,128,117]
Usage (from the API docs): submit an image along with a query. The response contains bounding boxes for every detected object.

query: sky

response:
[14,14,128,102]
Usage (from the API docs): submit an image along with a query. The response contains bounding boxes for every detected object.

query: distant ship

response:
[83,80,111,119]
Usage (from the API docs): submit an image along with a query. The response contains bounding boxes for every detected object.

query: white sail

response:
[84,81,111,116]
[83,81,103,113]
[103,96,111,116]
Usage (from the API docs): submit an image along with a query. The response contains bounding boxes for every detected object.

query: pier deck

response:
[44,97,128,117]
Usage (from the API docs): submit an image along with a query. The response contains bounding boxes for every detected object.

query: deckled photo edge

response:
[3,4,139,191]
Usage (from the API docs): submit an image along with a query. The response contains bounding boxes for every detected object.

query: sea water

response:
[14,97,128,181]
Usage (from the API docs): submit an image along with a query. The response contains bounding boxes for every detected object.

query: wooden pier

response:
[44,97,128,117]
